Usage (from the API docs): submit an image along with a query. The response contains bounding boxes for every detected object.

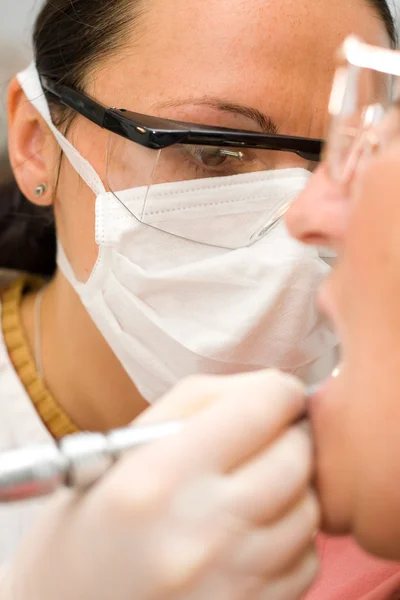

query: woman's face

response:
[286,101,400,558]
[11,0,388,281]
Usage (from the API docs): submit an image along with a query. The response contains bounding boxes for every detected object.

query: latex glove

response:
[0,370,319,600]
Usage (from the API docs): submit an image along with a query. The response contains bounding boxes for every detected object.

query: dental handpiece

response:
[0,384,318,503]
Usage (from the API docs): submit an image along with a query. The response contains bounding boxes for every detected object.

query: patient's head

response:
[287,33,400,560]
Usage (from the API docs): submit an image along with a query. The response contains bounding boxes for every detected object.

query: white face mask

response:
[18,64,337,402]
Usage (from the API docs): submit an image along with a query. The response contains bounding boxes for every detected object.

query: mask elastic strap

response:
[56,240,82,288]
[17,63,106,197]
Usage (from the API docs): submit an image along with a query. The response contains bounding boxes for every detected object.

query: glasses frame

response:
[326,36,400,181]
[40,75,322,163]
[328,36,400,121]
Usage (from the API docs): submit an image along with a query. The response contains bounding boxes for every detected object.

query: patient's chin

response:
[319,502,351,537]
[353,511,400,562]
[315,472,352,538]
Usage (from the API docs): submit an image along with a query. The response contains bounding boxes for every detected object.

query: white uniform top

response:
[0,292,55,564]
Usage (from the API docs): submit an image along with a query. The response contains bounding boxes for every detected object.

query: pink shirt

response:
[304,535,400,600]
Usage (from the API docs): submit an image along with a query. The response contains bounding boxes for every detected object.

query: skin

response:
[7,0,388,431]
[286,118,400,558]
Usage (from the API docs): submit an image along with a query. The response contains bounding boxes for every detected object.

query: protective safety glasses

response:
[326,36,400,183]
[40,75,322,247]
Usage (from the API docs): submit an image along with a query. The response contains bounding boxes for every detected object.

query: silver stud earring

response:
[34,183,48,198]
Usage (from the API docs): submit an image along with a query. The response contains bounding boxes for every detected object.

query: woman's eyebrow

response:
[155,96,279,134]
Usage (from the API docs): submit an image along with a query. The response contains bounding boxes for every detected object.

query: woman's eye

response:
[176,145,256,178]
[192,147,245,167]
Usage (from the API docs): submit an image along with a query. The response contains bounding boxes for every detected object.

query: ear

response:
[7,77,59,207]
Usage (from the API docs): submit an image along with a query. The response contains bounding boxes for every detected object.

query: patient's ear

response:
[7,77,58,206]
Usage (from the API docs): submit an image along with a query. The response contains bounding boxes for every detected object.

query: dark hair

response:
[0,0,145,276]
[368,0,398,48]
[0,0,397,277]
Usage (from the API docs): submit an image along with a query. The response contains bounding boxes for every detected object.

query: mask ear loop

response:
[17,63,106,198]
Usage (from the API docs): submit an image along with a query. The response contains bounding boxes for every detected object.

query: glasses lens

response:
[327,64,390,181]
[106,131,314,248]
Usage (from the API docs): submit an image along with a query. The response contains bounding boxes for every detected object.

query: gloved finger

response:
[226,491,320,578]
[135,374,231,425]
[256,546,319,600]
[226,425,313,523]
[152,369,306,476]
[103,370,305,518]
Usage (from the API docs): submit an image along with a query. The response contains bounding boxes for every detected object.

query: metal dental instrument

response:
[0,421,184,503]
[0,384,318,503]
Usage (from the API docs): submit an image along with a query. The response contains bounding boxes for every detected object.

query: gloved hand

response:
[0,370,319,600]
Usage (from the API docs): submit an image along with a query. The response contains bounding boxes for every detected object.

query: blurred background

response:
[0,0,400,181]
[0,0,41,179]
